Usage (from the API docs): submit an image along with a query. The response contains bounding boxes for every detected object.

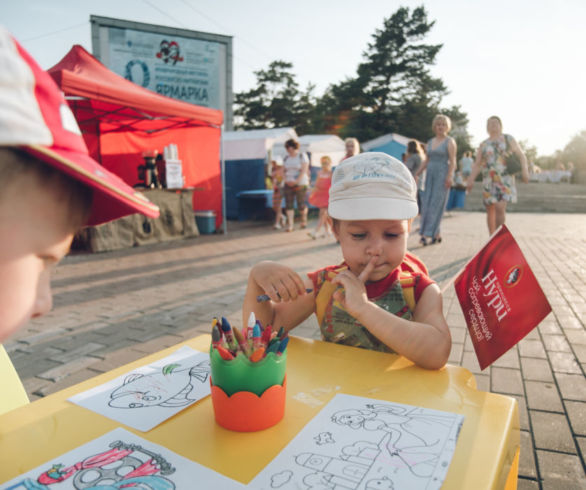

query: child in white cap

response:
[0,26,159,410]
[243,152,451,369]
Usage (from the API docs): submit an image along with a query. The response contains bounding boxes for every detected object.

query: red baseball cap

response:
[0,27,159,226]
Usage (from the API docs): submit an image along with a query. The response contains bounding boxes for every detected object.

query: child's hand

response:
[331,257,376,317]
[251,261,307,303]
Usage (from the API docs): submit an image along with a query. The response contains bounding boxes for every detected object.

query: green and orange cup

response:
[209,346,287,432]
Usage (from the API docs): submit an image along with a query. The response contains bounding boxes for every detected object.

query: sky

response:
[3,0,586,156]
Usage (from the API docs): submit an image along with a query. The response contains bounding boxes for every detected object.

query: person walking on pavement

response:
[283,139,310,232]
[466,116,529,235]
[343,137,360,160]
[459,151,474,178]
[270,156,286,230]
[415,114,457,246]
[307,155,333,239]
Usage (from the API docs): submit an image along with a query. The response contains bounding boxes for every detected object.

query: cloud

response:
[271,470,293,488]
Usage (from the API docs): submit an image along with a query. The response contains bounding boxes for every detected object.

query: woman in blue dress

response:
[415,114,457,246]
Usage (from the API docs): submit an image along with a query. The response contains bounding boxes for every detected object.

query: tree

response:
[562,130,586,171]
[518,140,538,165]
[233,60,316,131]
[232,6,473,146]
[322,6,449,142]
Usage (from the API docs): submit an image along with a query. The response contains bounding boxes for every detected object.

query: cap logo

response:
[353,162,386,180]
[59,103,81,135]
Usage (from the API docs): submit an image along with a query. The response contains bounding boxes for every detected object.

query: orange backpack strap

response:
[315,266,347,325]
[403,251,429,275]
[399,272,417,312]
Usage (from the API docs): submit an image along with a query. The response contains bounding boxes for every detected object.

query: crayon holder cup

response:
[209,347,287,432]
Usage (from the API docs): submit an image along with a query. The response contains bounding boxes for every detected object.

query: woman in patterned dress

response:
[466,116,529,235]
[415,114,457,246]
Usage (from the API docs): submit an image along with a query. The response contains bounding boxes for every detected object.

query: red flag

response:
[454,225,552,370]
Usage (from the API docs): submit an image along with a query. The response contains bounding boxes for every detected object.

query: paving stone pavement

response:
[5,211,586,489]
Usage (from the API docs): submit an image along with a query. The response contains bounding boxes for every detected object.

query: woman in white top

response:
[343,137,360,160]
[282,139,310,232]
[459,151,474,178]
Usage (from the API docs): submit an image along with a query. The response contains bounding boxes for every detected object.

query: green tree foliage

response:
[561,130,586,171]
[233,60,317,132]
[518,140,538,165]
[232,6,474,149]
[324,6,449,142]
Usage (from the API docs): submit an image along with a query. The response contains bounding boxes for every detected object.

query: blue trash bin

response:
[195,210,216,234]
[447,188,466,210]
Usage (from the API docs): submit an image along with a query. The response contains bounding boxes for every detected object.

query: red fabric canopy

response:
[48,45,224,228]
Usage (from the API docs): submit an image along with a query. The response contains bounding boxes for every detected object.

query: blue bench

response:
[236,190,274,221]
[236,189,317,221]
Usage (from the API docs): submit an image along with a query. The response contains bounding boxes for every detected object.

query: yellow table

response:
[0,335,519,489]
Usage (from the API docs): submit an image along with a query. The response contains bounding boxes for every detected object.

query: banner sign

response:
[102,26,225,110]
[454,225,552,370]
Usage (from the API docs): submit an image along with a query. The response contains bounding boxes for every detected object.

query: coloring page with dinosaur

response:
[249,394,464,490]
[69,346,211,431]
[1,427,244,489]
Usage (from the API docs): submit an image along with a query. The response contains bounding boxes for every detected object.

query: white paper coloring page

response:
[248,394,465,490]
[69,346,210,431]
[1,427,244,489]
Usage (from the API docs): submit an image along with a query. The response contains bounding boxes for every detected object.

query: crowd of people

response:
[249,113,530,368]
[267,114,530,243]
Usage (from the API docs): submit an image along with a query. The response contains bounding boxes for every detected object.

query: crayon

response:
[256,288,313,303]
[216,345,234,360]
[276,326,285,339]
[221,317,236,351]
[266,339,280,354]
[247,311,256,329]
[267,337,279,348]
[211,324,223,349]
[252,323,262,349]
[233,326,251,357]
[246,312,256,342]
[250,347,265,362]
[262,324,272,345]
[276,337,289,356]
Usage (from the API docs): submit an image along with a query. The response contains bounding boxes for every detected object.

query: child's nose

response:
[32,271,53,318]
[366,238,384,256]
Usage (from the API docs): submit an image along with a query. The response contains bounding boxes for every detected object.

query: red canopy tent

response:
[48,45,224,228]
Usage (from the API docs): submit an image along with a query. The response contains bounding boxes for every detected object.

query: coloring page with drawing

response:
[1,427,244,489]
[69,346,211,431]
[249,394,464,490]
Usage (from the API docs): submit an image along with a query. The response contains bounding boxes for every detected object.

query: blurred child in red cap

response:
[0,27,159,345]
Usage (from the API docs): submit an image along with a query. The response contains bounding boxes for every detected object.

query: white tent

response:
[223,127,298,160]
[272,134,346,167]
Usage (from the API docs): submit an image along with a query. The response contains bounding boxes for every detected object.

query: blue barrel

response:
[447,189,466,210]
[195,210,216,234]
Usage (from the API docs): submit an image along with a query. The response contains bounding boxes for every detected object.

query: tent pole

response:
[220,124,227,235]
